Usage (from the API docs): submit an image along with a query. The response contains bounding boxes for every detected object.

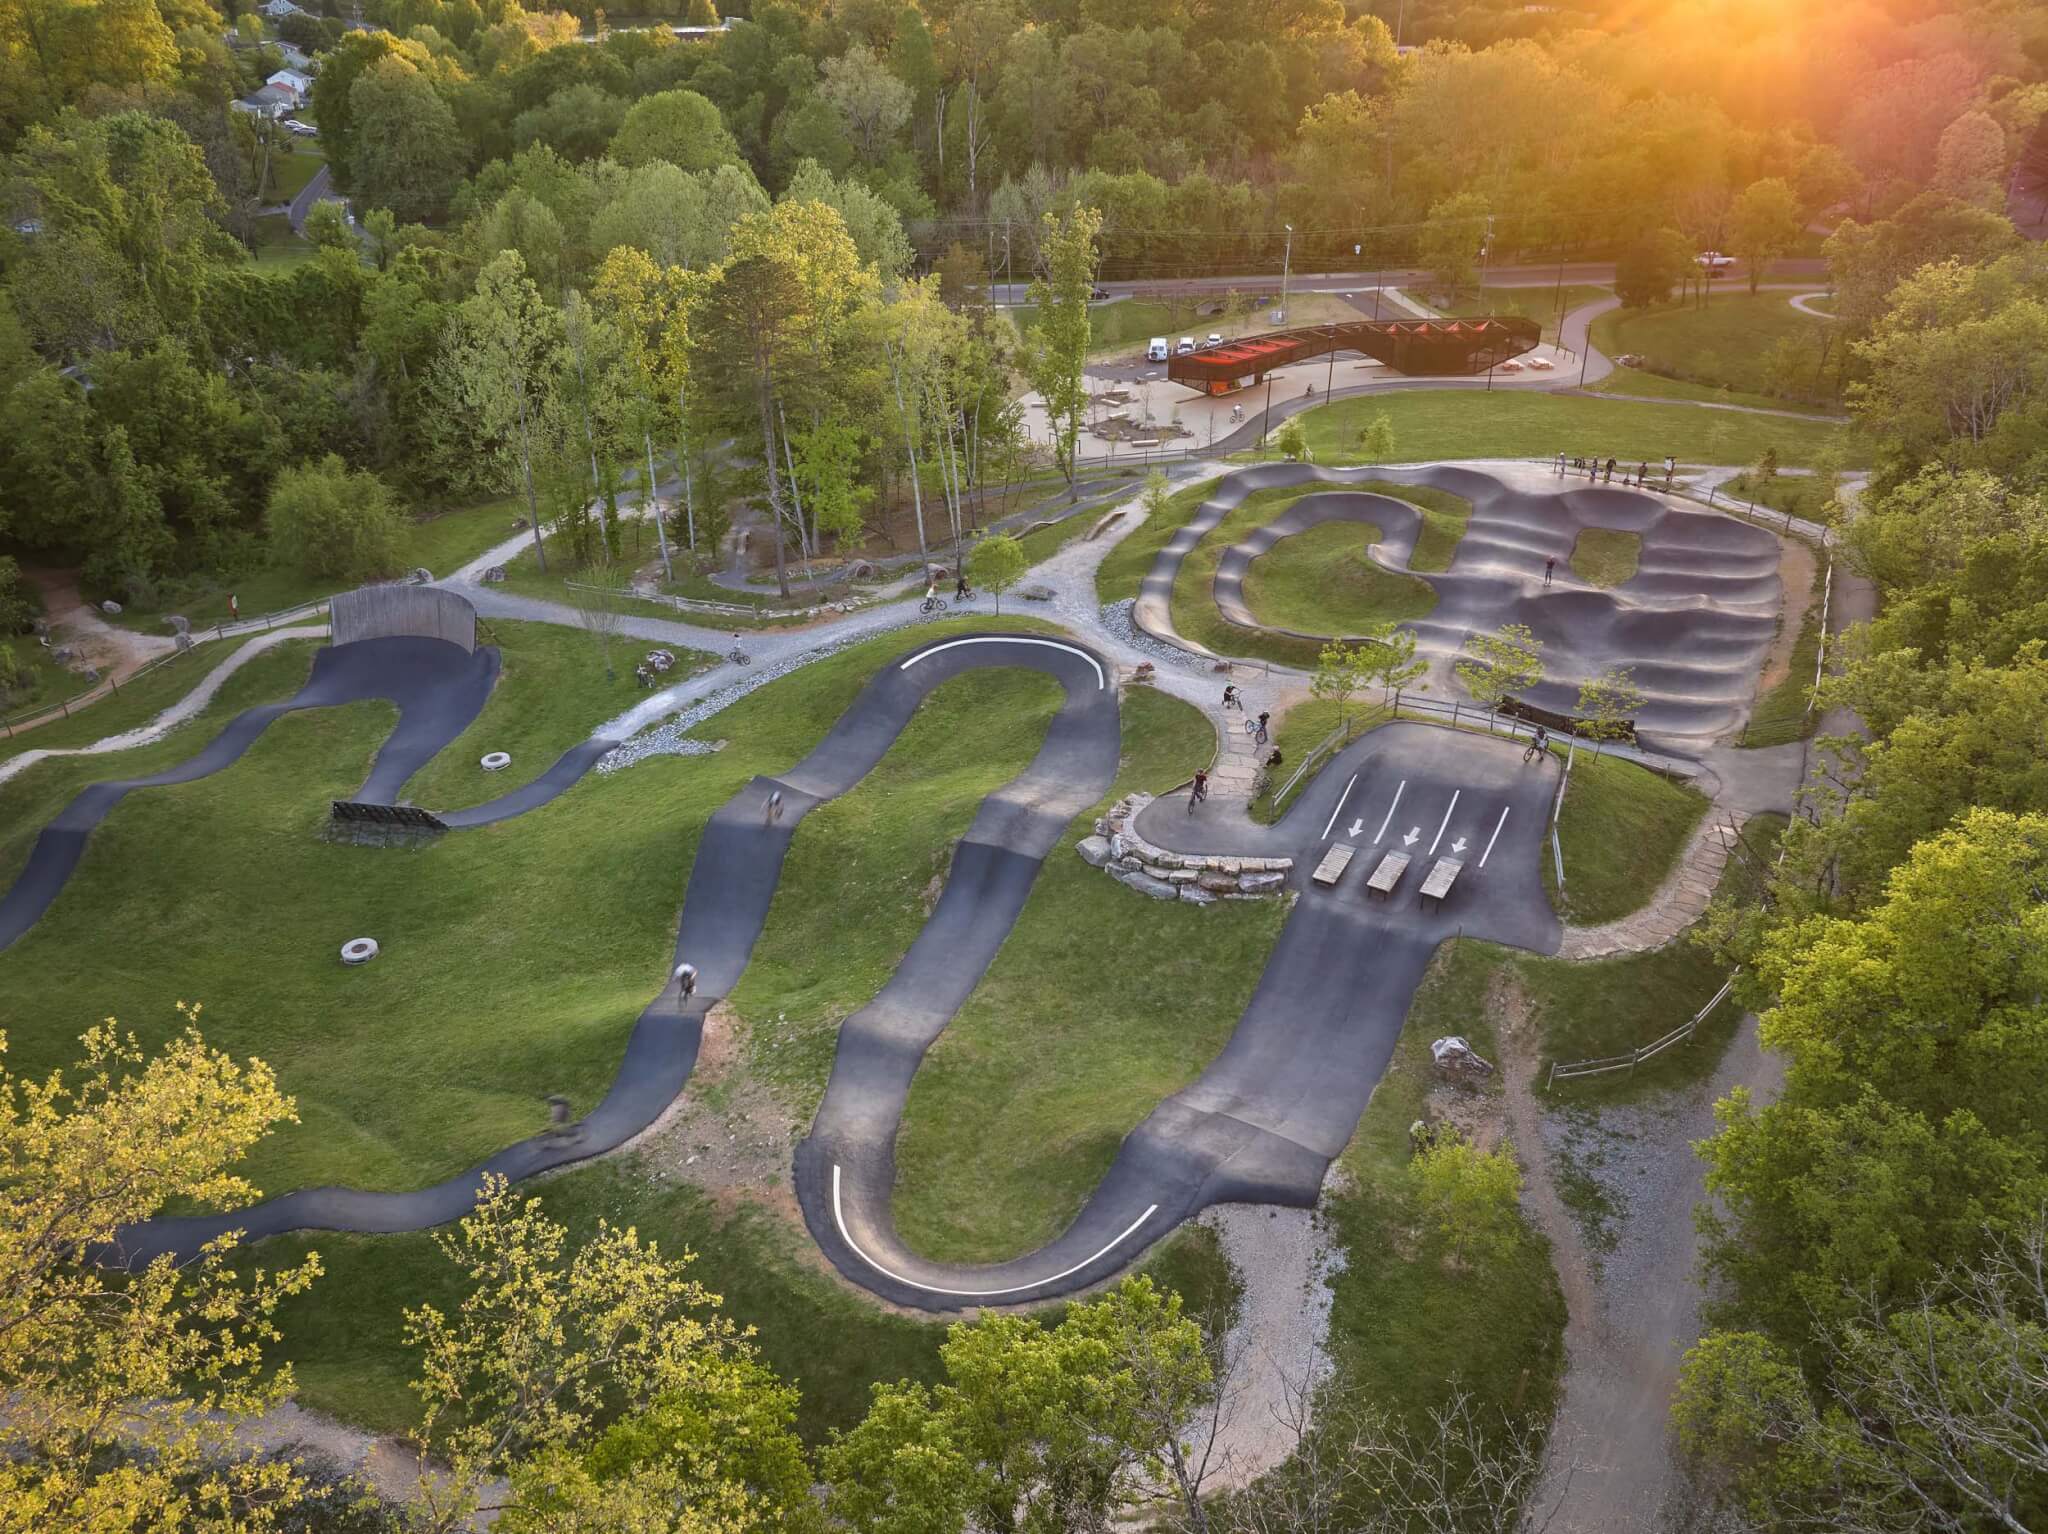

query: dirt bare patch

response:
[1755,535,1817,695]
[627,1002,803,1221]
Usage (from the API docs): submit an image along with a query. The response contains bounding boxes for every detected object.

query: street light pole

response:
[1280,223,1293,323]
[1260,373,1274,453]
[1326,320,1337,394]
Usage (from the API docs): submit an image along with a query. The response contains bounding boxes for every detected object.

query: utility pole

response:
[1279,223,1293,323]
[1260,373,1275,452]
[1326,319,1337,394]
[1478,214,1495,307]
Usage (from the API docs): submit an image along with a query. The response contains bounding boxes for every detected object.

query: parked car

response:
[1498,358,1524,372]
[1695,250,1735,277]
[1177,336,1196,355]
[282,118,317,136]
[1528,356,1555,370]
[1146,337,1170,362]
[1089,286,1109,301]
[1206,332,1222,346]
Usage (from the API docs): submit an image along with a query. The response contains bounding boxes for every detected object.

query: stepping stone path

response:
[1558,811,1749,959]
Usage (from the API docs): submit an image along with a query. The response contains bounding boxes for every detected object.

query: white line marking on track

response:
[899,636,1105,689]
[1429,789,1461,855]
[1480,805,1511,867]
[1373,780,1407,844]
[1321,774,1358,840]
[832,1165,1156,1297]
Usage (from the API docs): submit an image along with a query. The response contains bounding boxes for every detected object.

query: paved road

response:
[287,161,335,236]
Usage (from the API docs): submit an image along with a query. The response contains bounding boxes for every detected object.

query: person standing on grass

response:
[1604,457,1616,483]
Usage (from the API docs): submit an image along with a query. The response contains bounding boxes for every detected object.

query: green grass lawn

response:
[892,685,1288,1262]
[1318,940,1566,1460]
[1248,696,1387,821]
[1586,366,1839,414]
[265,143,325,203]
[1095,477,1221,605]
[1742,549,1827,750]
[1590,293,1839,404]
[1168,487,1370,668]
[0,637,263,760]
[1527,814,1782,1100]
[2,634,98,722]
[1351,480,1473,572]
[1545,750,1709,925]
[1479,284,1612,343]
[248,213,318,270]
[0,617,1072,1204]
[1243,522,1436,635]
[1570,528,1641,587]
[113,498,524,636]
[399,621,709,812]
[1288,390,1863,469]
[1718,470,1837,521]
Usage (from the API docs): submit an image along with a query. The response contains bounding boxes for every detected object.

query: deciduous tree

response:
[1021,205,1103,503]
[966,529,1024,611]
[1454,622,1543,715]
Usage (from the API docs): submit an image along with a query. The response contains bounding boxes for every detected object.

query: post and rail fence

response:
[1545,972,1741,1089]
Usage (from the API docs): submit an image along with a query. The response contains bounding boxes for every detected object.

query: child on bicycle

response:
[1525,725,1549,762]
[1189,769,1209,809]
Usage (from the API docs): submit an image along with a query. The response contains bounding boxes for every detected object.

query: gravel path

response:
[1521,1018,1787,1530]
[0,626,328,788]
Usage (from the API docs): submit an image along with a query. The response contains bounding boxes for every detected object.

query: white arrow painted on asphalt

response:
[1348,819,1365,839]
[1451,836,1468,854]
[1402,826,1421,847]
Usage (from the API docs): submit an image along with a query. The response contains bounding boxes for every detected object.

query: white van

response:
[1177,336,1196,355]
[1146,337,1169,362]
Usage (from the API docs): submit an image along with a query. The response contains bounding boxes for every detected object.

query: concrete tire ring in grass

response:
[340,937,379,965]
[480,751,511,771]
[1137,461,1783,750]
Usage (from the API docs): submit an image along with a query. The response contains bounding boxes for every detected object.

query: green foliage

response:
[1454,622,1543,710]
[1274,416,1308,461]
[609,88,740,172]
[1730,177,1801,293]
[965,531,1026,611]
[1020,206,1102,497]
[1615,228,1691,309]
[1410,1136,1524,1268]
[1575,665,1645,751]
[1355,410,1396,462]
[263,455,405,582]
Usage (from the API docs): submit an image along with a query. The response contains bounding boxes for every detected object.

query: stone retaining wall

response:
[1075,793,1293,905]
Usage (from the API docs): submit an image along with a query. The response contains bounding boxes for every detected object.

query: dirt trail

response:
[1754,535,1817,696]
[1514,1016,1787,1530]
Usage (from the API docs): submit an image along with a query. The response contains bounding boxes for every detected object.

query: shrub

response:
[264,456,406,583]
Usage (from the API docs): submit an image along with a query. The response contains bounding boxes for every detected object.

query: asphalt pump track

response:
[1136,463,1781,749]
[3,629,1561,1309]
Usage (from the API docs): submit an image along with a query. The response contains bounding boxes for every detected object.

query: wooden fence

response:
[1545,972,1740,1089]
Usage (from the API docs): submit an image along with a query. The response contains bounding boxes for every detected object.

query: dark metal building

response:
[1166,317,1543,395]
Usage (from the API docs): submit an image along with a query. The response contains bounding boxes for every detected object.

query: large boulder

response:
[1077,836,1113,868]
[1115,869,1178,901]
[1241,871,1287,893]
[1430,1036,1495,1080]
[1178,885,1216,906]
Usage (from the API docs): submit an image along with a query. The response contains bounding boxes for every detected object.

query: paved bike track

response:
[13,626,1560,1310]
[1137,463,1780,749]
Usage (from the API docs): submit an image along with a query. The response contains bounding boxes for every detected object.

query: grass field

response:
[1348,480,1473,571]
[2,634,97,720]
[265,143,325,203]
[1167,487,1363,667]
[1719,470,1837,520]
[1286,390,1863,469]
[1479,284,1612,343]
[0,618,1082,1203]
[1570,528,1641,587]
[1,636,267,762]
[1590,293,1839,403]
[1320,940,1566,1452]
[1586,366,1840,414]
[1243,522,1436,635]
[1543,749,1708,925]
[112,498,523,635]
[892,685,1288,1261]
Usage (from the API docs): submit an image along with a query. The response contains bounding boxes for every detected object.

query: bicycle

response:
[1186,784,1208,814]
[726,645,753,667]
[920,595,948,616]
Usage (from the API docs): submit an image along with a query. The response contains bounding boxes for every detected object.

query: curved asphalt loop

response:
[7,603,1565,1308]
[1137,464,1780,749]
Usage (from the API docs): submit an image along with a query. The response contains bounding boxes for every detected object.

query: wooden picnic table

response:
[1365,850,1410,900]
[1418,857,1464,911]
[1311,843,1356,887]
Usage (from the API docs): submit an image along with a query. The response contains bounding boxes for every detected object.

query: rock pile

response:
[1076,792,1292,906]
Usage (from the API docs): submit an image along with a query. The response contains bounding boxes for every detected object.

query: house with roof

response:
[231,82,296,119]
[260,0,307,18]
[266,68,313,104]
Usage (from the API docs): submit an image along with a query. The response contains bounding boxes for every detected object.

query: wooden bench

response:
[1365,850,1410,900]
[1418,857,1464,912]
[1311,843,1356,887]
